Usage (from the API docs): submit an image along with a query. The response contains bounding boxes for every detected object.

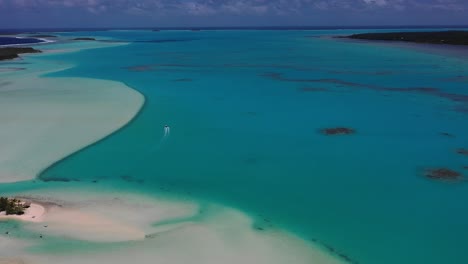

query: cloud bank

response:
[0,0,466,28]
[1,0,467,15]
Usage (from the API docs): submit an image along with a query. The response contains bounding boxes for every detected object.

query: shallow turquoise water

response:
[4,29,468,263]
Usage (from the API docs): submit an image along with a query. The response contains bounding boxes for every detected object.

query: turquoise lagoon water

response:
[3,29,468,263]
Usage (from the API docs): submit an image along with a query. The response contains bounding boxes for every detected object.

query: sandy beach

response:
[2,187,345,264]
[0,203,45,223]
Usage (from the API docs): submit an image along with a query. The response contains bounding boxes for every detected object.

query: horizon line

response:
[1,25,468,31]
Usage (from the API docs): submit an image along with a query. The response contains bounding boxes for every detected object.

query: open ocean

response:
[0,36,45,46]
[2,28,468,263]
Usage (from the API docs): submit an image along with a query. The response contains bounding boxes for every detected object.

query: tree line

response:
[0,197,29,215]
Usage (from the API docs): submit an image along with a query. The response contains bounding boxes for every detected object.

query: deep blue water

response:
[0,36,44,46]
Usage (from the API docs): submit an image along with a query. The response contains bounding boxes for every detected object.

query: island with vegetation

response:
[346,31,468,46]
[0,197,30,215]
[0,47,41,61]
[320,127,356,135]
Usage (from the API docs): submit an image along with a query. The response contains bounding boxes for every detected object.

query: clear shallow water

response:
[3,29,468,263]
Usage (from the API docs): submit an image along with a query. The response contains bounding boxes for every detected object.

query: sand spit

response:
[0,203,45,223]
[9,190,198,243]
[0,71,143,184]
[3,188,344,264]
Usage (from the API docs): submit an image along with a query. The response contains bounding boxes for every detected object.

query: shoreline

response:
[0,202,46,223]
[0,189,346,264]
[344,31,468,46]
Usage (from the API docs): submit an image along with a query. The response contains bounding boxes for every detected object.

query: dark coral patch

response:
[121,175,144,184]
[0,81,12,87]
[72,37,96,41]
[424,168,463,181]
[445,75,468,83]
[260,72,468,113]
[456,148,468,156]
[320,127,356,135]
[136,39,196,43]
[124,65,154,72]
[298,87,328,92]
[319,242,358,264]
[173,78,193,82]
[39,175,79,182]
[440,132,455,138]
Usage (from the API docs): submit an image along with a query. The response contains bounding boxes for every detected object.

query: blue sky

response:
[0,0,467,28]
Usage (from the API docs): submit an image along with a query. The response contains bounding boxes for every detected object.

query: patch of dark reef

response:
[124,64,197,72]
[135,38,197,43]
[172,78,193,82]
[0,81,12,87]
[344,31,468,46]
[320,127,356,136]
[445,76,468,83]
[121,175,144,184]
[38,175,80,183]
[440,132,455,138]
[72,37,96,41]
[424,168,463,181]
[298,87,329,93]
[261,72,468,113]
[124,65,155,72]
[310,238,359,264]
[457,148,468,156]
[98,39,127,43]
[28,34,57,38]
[0,47,41,61]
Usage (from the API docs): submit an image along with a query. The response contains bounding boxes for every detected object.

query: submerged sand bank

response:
[3,188,345,264]
[0,68,143,184]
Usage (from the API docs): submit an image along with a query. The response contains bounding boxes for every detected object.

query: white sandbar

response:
[0,203,45,223]
[0,65,143,183]
[7,188,345,264]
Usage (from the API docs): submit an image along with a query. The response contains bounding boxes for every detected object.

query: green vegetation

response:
[0,47,41,61]
[0,197,29,215]
[346,31,468,46]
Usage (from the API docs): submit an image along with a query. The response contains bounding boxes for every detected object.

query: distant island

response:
[0,47,41,61]
[346,31,468,46]
[72,37,96,41]
[0,197,29,215]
